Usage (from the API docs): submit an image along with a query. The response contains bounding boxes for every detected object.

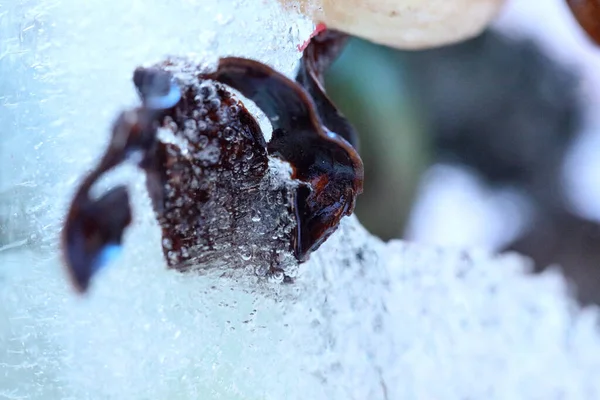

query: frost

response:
[2,0,600,399]
[2,218,600,399]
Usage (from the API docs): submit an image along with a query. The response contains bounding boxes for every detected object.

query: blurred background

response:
[323,1,600,306]
[2,0,600,306]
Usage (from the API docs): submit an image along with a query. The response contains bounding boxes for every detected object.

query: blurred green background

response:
[325,30,600,306]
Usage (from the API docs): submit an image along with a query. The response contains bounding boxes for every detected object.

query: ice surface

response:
[0,0,313,244]
[2,216,600,399]
[2,0,600,399]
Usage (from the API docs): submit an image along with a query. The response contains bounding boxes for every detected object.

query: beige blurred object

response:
[285,0,507,49]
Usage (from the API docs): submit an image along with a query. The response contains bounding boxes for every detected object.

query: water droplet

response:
[196,142,221,164]
[239,245,252,261]
[180,247,189,257]
[197,135,209,148]
[218,110,230,125]
[184,119,197,130]
[254,264,268,276]
[184,119,197,139]
[209,98,221,109]
[199,85,215,100]
[168,251,179,263]
[268,270,285,283]
[222,127,235,141]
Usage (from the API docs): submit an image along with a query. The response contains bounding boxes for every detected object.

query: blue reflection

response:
[145,82,181,110]
[93,243,123,273]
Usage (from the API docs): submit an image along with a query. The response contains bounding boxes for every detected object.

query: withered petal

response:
[62,70,181,293]
[62,185,132,293]
[296,30,360,149]
[567,0,600,45]
[566,0,600,46]
[62,32,365,291]
[204,52,363,261]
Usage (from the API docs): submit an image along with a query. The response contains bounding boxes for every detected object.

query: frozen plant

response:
[1,0,600,399]
[61,32,363,292]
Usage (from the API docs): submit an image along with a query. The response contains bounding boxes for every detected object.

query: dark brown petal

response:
[145,78,291,271]
[62,185,132,293]
[62,69,181,293]
[60,109,148,293]
[204,56,363,261]
[296,29,360,149]
[566,0,600,46]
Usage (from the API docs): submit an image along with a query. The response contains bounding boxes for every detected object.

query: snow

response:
[2,0,600,399]
[2,216,600,399]
[405,164,534,251]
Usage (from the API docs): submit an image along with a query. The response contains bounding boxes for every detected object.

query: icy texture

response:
[0,0,313,248]
[2,0,600,399]
[149,60,299,276]
[2,217,600,399]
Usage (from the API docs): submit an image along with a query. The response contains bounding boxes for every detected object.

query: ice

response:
[3,216,600,399]
[143,70,299,274]
[0,0,313,243]
[2,0,600,399]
